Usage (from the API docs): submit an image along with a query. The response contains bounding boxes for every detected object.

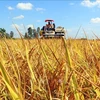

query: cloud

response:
[17,3,33,10]
[11,24,24,30]
[8,6,14,10]
[35,7,45,11]
[36,20,41,22]
[81,0,100,8]
[27,24,34,29]
[11,24,34,29]
[67,29,72,32]
[90,17,100,23]
[11,24,25,37]
[11,24,20,29]
[69,3,74,5]
[13,15,24,19]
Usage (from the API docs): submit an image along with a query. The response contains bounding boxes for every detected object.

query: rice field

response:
[0,38,100,100]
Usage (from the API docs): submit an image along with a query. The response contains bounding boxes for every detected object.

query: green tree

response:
[6,33,10,38]
[28,27,33,38]
[37,27,40,33]
[0,28,6,38]
[24,32,28,38]
[33,29,37,38]
[10,31,14,38]
[37,27,40,37]
[0,28,6,33]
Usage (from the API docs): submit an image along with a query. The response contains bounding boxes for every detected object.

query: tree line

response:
[0,27,41,39]
[0,28,14,38]
[24,27,40,39]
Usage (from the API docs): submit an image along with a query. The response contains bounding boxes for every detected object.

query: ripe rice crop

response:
[0,38,100,100]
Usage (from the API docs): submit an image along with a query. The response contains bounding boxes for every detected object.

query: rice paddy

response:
[0,38,100,100]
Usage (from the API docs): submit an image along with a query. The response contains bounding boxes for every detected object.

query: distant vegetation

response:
[24,27,40,39]
[0,26,40,39]
[0,28,14,38]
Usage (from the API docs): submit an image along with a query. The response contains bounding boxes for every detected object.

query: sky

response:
[1,0,100,38]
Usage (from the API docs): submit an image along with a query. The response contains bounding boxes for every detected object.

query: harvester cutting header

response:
[40,19,66,38]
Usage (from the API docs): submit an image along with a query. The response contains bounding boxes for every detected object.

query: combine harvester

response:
[40,19,66,38]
